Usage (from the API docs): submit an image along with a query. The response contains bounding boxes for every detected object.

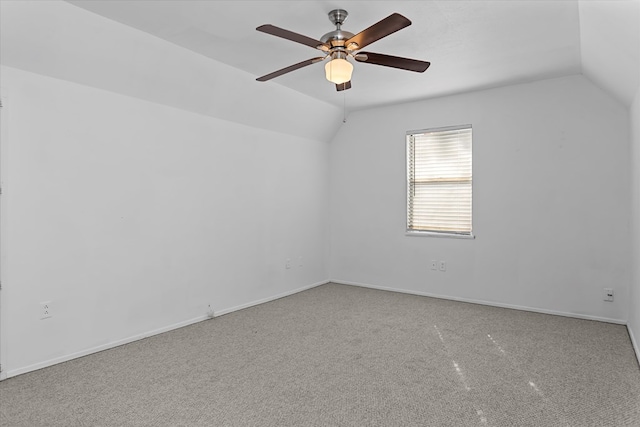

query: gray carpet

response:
[1,283,639,426]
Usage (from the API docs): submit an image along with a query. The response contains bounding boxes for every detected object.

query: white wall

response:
[629,87,640,360]
[0,66,329,376]
[1,0,637,378]
[330,75,631,323]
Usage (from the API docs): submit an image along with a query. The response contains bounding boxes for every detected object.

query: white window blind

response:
[407,126,472,235]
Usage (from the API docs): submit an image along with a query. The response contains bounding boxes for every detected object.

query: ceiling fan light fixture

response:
[325,57,353,84]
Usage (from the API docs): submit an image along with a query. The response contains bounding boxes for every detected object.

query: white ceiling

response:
[2,0,637,118]
[579,1,640,106]
[65,0,592,111]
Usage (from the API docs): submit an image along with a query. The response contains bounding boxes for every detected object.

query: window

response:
[406,125,472,237]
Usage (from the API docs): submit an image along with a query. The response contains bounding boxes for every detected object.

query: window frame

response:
[405,124,474,239]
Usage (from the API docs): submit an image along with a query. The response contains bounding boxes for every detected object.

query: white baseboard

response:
[4,279,329,379]
[6,314,209,378]
[7,279,628,379]
[332,279,627,325]
[629,325,640,367]
[214,280,329,317]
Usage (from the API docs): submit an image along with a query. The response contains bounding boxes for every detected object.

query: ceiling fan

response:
[256,9,431,91]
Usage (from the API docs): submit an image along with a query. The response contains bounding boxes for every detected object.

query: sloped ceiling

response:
[579,0,640,107]
[67,0,640,109]
[66,0,586,110]
[0,1,344,141]
[1,0,638,126]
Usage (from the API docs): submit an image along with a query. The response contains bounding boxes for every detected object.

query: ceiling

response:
[65,0,592,111]
[1,0,637,121]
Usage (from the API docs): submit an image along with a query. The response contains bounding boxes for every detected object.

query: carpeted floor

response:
[1,283,639,426]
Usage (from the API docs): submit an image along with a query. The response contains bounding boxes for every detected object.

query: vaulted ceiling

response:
[1,1,638,141]
[66,0,639,109]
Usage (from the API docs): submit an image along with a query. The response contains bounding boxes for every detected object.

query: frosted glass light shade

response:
[325,58,353,84]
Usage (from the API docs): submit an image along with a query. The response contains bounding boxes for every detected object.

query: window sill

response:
[405,231,475,240]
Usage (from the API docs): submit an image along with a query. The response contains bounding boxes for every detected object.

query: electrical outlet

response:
[40,301,52,319]
[604,288,614,302]
[439,261,447,272]
[285,258,291,269]
[207,304,215,319]
[430,260,437,270]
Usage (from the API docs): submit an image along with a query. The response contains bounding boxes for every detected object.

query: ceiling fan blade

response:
[345,13,411,50]
[256,57,325,82]
[354,52,430,73]
[336,81,352,91]
[257,25,329,50]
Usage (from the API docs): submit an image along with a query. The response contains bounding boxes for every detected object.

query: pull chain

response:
[343,91,347,123]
